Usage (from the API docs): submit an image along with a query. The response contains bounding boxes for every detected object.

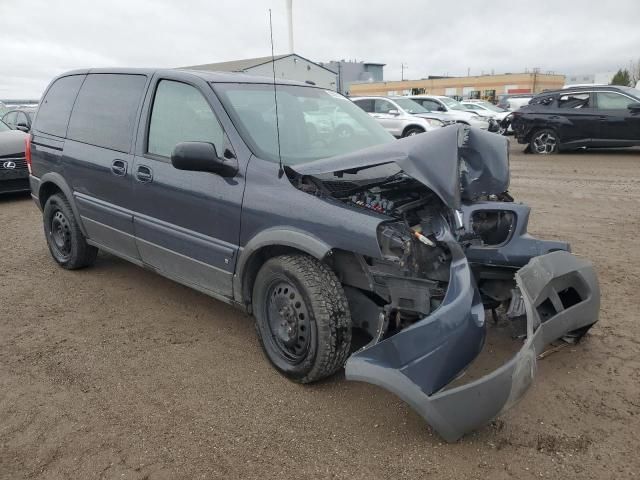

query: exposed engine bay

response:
[289,166,521,344]
[285,125,599,442]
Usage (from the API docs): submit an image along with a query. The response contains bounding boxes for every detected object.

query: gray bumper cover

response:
[345,250,599,442]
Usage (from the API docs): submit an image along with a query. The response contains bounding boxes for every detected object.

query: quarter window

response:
[596,92,637,110]
[34,75,86,137]
[148,80,225,158]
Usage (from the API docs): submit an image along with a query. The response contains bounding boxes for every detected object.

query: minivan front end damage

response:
[289,125,599,441]
[345,249,599,442]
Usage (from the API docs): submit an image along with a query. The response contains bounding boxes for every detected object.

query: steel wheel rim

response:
[266,280,311,364]
[50,210,72,259]
[408,130,419,136]
[533,132,557,154]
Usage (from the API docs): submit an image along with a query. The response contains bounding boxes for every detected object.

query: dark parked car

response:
[28,69,600,442]
[2,107,37,132]
[512,86,640,154]
[0,119,29,194]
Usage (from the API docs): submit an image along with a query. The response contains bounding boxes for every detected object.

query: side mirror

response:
[438,106,447,112]
[171,142,237,177]
[628,103,640,113]
[387,109,400,115]
[16,123,29,132]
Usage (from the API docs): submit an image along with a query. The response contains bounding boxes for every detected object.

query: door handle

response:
[136,165,153,183]
[111,159,127,176]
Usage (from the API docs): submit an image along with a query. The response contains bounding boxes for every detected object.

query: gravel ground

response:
[1,144,639,479]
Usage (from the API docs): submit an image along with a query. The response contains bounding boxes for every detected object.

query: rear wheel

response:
[530,128,559,154]
[253,254,351,383]
[43,193,98,269]
[403,127,424,137]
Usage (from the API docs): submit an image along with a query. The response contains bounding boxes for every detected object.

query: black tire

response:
[403,127,424,137]
[529,128,559,154]
[252,254,351,383]
[43,193,98,269]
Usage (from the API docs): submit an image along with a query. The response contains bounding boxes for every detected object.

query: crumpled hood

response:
[291,124,510,209]
[0,130,27,157]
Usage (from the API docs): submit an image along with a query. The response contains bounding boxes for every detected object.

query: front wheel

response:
[403,127,425,137]
[530,128,559,154]
[253,254,352,383]
[43,193,98,269]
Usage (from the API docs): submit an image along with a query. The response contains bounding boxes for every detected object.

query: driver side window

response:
[374,100,395,113]
[148,80,225,158]
[596,92,636,110]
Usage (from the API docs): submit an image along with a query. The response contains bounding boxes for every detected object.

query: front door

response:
[594,91,640,142]
[372,99,403,137]
[131,76,244,299]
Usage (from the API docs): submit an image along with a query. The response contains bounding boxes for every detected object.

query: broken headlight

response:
[470,210,515,246]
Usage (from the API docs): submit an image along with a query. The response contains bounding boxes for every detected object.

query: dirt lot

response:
[1,144,639,479]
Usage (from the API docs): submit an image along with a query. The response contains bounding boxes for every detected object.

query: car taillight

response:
[25,134,32,174]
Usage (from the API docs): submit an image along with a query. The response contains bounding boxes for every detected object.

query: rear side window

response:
[558,93,590,109]
[33,75,85,137]
[353,99,374,113]
[67,74,147,152]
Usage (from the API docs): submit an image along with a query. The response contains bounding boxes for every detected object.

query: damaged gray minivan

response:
[29,69,599,442]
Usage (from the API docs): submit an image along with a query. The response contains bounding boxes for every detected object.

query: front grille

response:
[0,157,27,170]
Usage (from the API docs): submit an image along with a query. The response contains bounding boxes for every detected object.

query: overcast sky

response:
[1,0,639,98]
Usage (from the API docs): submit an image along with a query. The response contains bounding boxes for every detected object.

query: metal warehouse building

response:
[182,53,338,90]
[349,72,566,101]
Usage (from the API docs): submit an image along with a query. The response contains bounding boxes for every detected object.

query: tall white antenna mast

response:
[286,0,294,53]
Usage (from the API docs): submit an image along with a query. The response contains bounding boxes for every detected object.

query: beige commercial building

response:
[349,72,565,101]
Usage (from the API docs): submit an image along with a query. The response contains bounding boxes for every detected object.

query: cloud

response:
[1,0,639,98]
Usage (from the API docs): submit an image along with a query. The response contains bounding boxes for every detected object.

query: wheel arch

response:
[37,173,87,236]
[234,228,333,311]
[401,124,426,137]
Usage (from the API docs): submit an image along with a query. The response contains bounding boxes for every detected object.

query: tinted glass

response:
[353,99,374,112]
[148,80,224,158]
[214,83,393,165]
[596,92,637,110]
[558,93,590,109]
[67,74,147,152]
[34,75,85,137]
[417,99,440,111]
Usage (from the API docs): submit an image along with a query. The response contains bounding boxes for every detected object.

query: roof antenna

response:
[269,9,284,178]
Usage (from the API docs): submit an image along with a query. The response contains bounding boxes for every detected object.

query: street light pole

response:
[401,63,408,81]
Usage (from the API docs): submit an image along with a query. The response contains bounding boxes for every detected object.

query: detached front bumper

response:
[345,250,599,442]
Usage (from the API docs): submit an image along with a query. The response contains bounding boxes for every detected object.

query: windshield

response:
[439,97,465,111]
[619,86,640,100]
[0,120,10,132]
[392,98,429,114]
[474,101,506,112]
[213,83,394,165]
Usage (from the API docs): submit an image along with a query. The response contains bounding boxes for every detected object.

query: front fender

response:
[233,227,332,304]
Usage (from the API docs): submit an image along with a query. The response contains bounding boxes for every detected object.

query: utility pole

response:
[286,0,294,53]
[401,63,408,81]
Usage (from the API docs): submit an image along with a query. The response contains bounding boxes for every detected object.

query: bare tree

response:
[631,59,640,87]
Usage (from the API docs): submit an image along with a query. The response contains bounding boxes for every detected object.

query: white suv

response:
[408,95,490,130]
[350,96,446,138]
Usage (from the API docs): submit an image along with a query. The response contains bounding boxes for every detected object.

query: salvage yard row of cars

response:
[6,68,603,442]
